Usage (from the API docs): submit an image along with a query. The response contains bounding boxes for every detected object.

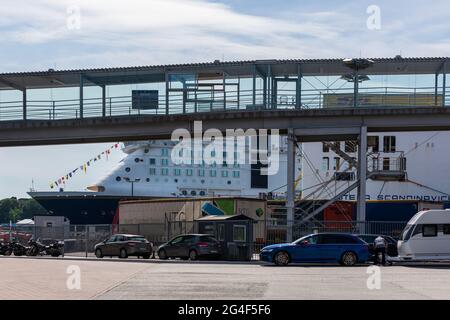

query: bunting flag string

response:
[50,143,120,189]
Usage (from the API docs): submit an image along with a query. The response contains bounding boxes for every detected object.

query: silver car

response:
[94,234,153,259]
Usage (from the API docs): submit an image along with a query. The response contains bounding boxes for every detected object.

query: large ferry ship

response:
[28,131,450,224]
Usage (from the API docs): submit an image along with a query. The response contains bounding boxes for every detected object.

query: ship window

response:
[201,179,205,184]
[423,224,438,237]
[161,168,169,176]
[181,190,187,196]
[134,158,140,163]
[174,169,181,176]
[125,167,131,172]
[210,170,217,177]
[322,157,329,171]
[334,172,355,181]
[198,169,205,177]
[222,162,228,167]
[191,190,197,196]
[333,157,340,171]
[221,171,228,177]
[383,158,390,171]
[174,179,178,183]
[161,158,169,166]
[144,148,149,154]
[233,171,240,178]
[345,141,357,153]
[227,180,231,185]
[149,158,156,165]
[443,225,450,235]
[383,136,396,153]
[186,169,193,176]
[322,143,330,153]
[161,148,169,156]
[149,168,156,175]
[146,178,150,182]
[368,136,379,152]
[199,190,206,196]
[116,176,122,182]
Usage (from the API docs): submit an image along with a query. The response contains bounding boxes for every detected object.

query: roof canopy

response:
[0,57,448,91]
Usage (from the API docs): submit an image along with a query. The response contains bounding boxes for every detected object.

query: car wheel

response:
[142,254,150,259]
[95,248,103,258]
[158,249,168,260]
[274,251,290,266]
[119,248,128,259]
[340,251,357,266]
[4,249,12,256]
[189,250,198,261]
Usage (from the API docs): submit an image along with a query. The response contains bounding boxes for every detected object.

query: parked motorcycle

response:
[27,239,64,257]
[0,242,12,256]
[45,241,64,257]
[27,239,47,256]
[11,241,29,256]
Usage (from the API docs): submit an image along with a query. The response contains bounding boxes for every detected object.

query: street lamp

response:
[123,177,140,197]
[342,58,374,108]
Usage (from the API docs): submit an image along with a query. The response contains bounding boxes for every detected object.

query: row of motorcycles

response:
[0,239,64,257]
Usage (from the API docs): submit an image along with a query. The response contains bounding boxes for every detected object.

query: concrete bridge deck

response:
[1,106,450,146]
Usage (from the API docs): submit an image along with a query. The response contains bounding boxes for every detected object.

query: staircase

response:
[292,141,406,225]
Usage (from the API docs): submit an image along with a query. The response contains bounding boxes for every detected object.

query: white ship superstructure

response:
[300,131,450,202]
[87,137,301,198]
[86,131,450,203]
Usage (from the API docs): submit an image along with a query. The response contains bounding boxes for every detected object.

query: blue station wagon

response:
[260,233,370,266]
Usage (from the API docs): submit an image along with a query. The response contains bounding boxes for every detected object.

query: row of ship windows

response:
[149,168,241,178]
[149,158,241,168]
[156,148,242,158]
[115,176,235,186]
[322,136,397,153]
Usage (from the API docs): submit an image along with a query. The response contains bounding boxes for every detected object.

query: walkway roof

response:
[0,56,448,91]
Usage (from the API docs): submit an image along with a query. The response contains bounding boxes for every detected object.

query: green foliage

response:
[0,198,47,223]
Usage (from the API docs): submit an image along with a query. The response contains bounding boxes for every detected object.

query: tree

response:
[0,198,48,223]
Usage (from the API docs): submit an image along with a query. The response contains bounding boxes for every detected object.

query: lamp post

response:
[123,177,140,197]
[342,58,374,108]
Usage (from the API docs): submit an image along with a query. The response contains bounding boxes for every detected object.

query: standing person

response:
[373,236,387,266]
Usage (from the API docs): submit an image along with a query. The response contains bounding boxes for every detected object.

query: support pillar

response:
[286,128,296,242]
[296,64,302,109]
[22,89,27,120]
[252,65,256,106]
[435,73,439,106]
[353,72,359,108]
[79,74,84,119]
[443,61,447,107]
[357,125,367,232]
[101,85,106,117]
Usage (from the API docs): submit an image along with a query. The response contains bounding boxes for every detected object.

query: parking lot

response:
[1,256,450,299]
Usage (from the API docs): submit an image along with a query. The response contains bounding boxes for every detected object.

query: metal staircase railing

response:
[293,142,407,225]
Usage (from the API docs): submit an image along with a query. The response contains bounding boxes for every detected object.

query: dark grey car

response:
[94,234,153,259]
[157,234,221,260]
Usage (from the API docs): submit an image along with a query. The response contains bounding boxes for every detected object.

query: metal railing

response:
[0,85,447,121]
[0,220,406,261]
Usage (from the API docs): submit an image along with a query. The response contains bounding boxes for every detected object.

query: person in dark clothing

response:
[373,236,387,265]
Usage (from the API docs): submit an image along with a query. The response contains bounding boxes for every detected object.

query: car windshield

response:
[292,235,311,244]
[399,224,414,241]
[200,236,218,243]
[127,236,147,242]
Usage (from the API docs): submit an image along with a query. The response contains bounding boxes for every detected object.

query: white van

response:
[398,209,450,261]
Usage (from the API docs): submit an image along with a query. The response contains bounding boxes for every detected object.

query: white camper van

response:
[397,209,450,261]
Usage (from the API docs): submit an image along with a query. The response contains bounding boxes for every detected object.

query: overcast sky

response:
[0,0,449,198]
